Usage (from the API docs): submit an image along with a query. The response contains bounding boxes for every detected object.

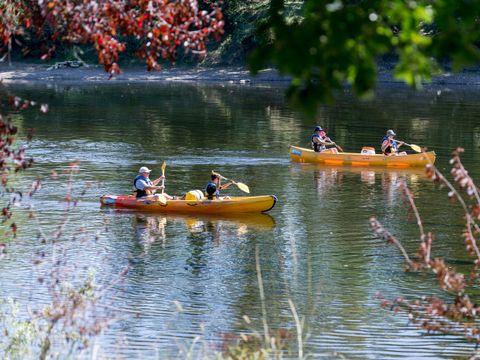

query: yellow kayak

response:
[290,145,436,167]
[100,195,277,214]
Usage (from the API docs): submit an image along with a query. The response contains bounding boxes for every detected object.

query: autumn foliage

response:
[0,0,224,73]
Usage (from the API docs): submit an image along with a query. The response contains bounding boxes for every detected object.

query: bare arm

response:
[151,176,165,186]
[145,184,164,192]
[219,181,234,190]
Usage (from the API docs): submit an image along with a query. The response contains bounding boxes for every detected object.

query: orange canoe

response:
[290,145,436,167]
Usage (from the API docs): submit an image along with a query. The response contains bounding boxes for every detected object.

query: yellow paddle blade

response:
[235,182,250,193]
[156,194,168,205]
[409,144,422,153]
[161,161,166,176]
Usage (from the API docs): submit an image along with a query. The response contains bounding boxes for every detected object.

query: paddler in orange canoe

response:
[311,126,338,153]
[381,130,407,156]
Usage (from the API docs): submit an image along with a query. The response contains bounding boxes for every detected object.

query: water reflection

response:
[4,82,480,358]
[135,214,167,251]
[313,167,344,196]
[130,212,275,251]
[292,164,428,210]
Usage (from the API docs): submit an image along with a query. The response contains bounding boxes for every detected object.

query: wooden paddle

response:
[332,142,344,152]
[399,141,422,153]
[322,135,343,152]
[160,161,166,194]
[156,161,168,205]
[306,140,343,152]
[213,171,250,194]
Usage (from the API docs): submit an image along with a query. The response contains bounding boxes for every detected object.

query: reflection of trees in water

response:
[10,83,298,150]
[474,127,480,148]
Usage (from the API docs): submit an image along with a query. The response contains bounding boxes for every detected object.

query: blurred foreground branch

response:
[371,148,480,345]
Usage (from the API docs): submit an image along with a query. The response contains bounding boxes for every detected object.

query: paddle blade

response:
[161,161,166,176]
[236,182,250,193]
[156,194,168,205]
[409,144,422,153]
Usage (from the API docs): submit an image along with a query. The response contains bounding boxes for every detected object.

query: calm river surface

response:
[1,81,480,359]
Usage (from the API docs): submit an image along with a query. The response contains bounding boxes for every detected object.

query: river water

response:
[1,81,480,358]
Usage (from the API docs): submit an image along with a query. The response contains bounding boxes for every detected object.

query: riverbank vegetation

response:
[3,1,480,115]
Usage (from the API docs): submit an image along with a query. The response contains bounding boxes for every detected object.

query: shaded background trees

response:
[249,0,480,114]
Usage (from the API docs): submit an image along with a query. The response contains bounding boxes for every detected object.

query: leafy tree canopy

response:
[249,0,480,115]
[0,0,224,74]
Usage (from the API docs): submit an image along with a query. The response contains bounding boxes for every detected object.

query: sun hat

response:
[386,129,396,136]
[139,166,152,173]
[314,126,323,132]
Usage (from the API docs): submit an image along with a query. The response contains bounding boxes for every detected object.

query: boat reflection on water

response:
[178,212,276,233]
[134,214,167,251]
[104,210,276,250]
[293,163,427,196]
[312,166,344,195]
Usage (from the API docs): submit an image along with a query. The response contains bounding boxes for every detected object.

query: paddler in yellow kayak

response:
[133,166,173,199]
[206,172,233,200]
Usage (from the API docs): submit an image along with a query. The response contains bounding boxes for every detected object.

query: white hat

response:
[386,129,396,136]
[139,166,151,173]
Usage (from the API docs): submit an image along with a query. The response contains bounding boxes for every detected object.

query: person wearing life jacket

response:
[205,173,233,200]
[311,126,338,153]
[134,166,168,198]
[381,130,406,156]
